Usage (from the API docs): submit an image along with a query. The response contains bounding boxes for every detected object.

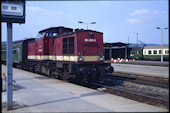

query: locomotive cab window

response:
[46,31,58,38]
[36,32,46,39]
[63,37,74,54]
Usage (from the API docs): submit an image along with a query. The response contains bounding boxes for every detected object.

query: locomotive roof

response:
[39,27,103,34]
[39,26,73,33]
[74,28,103,34]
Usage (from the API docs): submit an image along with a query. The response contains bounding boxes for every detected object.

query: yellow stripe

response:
[28,55,103,62]
[82,56,100,61]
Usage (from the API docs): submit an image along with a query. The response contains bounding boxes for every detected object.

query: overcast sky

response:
[1,1,169,45]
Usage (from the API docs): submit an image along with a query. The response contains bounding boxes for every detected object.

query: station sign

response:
[1,0,25,23]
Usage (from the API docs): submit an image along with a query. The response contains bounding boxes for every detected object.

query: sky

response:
[1,0,169,45]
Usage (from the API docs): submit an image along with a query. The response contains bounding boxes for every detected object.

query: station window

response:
[63,37,74,54]
[3,6,8,10]
[148,50,152,54]
[159,50,162,54]
[153,50,157,54]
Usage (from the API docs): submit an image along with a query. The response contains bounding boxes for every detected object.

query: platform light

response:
[78,21,96,30]
[156,27,168,62]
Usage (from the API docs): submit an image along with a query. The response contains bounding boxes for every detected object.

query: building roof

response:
[104,42,129,47]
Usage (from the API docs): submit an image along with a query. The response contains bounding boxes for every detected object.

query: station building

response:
[104,42,131,60]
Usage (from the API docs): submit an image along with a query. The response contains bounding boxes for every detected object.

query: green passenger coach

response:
[1,39,35,68]
[143,46,169,61]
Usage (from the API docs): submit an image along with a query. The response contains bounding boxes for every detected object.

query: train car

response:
[1,38,35,68]
[129,47,143,60]
[143,46,169,61]
[26,26,113,83]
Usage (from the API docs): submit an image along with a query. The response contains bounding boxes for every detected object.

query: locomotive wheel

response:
[82,74,88,83]
[61,71,71,82]
[50,69,58,79]
[87,74,92,86]
[75,73,84,85]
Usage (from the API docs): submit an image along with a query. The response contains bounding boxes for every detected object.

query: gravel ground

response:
[103,78,169,100]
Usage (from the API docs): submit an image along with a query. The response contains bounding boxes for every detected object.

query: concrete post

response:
[7,22,13,110]
[125,45,127,59]
[161,30,163,62]
[110,46,112,60]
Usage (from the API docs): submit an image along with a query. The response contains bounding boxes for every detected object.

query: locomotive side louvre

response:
[52,33,77,62]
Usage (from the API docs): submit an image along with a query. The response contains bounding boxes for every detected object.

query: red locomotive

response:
[23,27,114,83]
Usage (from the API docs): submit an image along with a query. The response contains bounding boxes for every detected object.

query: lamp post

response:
[78,21,96,30]
[156,27,168,62]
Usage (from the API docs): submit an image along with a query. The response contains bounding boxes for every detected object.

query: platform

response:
[1,65,168,112]
[112,63,169,78]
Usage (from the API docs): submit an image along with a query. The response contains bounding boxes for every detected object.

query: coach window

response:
[159,50,162,54]
[148,50,152,54]
[153,50,157,54]
[165,50,169,54]
[144,50,146,55]
[2,50,6,54]
[13,50,17,54]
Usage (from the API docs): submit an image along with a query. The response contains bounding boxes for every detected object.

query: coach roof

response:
[143,46,169,49]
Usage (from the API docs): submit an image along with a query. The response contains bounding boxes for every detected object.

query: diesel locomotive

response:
[2,26,114,84]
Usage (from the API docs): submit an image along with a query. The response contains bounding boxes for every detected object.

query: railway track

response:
[92,82,169,109]
[106,72,169,89]
[89,72,169,109]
